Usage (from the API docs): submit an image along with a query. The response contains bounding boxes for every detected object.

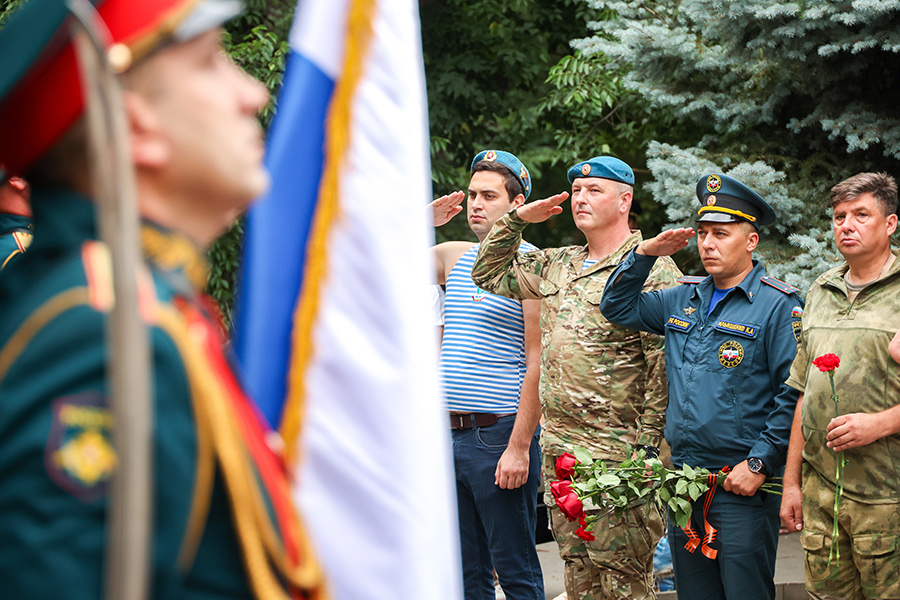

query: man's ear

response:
[619,189,633,215]
[124,91,168,168]
[512,193,525,209]
[887,213,898,236]
[747,230,760,253]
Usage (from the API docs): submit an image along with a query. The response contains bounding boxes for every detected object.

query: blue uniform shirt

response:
[600,250,802,472]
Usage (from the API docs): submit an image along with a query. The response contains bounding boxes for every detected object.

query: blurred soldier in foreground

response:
[472,156,680,600]
[0,1,325,598]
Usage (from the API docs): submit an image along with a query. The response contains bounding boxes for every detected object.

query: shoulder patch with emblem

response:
[761,275,800,295]
[792,320,802,342]
[45,391,117,502]
[677,276,706,285]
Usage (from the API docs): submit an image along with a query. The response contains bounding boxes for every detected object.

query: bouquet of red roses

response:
[550,447,782,542]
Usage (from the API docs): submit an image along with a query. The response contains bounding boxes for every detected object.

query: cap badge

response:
[707,175,722,193]
[707,194,717,206]
[484,150,497,162]
[581,163,591,176]
[520,166,531,192]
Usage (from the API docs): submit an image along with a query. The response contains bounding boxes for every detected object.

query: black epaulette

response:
[761,275,800,295]
[677,276,706,285]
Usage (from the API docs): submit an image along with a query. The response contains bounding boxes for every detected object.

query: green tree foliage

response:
[573,0,900,289]
[422,0,652,246]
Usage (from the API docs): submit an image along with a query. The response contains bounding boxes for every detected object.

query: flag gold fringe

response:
[279,0,378,464]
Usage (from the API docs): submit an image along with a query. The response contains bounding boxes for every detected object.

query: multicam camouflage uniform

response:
[472,210,681,600]
[787,252,900,600]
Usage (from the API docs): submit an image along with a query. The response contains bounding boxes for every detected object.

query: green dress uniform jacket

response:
[0,213,32,269]
[0,187,290,599]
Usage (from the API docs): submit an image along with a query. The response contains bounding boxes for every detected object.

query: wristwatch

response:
[747,457,767,476]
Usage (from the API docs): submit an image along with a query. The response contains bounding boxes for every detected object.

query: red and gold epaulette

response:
[677,276,706,285]
[761,275,800,295]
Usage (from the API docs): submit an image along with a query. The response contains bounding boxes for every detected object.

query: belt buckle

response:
[451,414,467,429]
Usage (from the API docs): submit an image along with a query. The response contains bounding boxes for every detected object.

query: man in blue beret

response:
[0,1,325,598]
[600,173,803,600]
[472,156,682,599]
[433,149,544,600]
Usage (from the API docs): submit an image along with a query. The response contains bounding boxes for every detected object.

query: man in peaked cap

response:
[0,1,325,598]
[600,173,803,600]
[432,149,544,600]
[471,156,681,600]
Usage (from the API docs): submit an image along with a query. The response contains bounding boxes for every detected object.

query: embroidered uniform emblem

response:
[791,306,803,318]
[707,174,722,193]
[472,287,486,302]
[484,150,497,162]
[45,392,117,501]
[581,163,591,176]
[792,320,802,341]
[683,307,697,316]
[718,340,744,368]
[666,315,692,331]
[707,194,717,206]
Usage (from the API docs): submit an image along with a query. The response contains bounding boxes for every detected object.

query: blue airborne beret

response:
[567,156,634,186]
[696,173,776,228]
[471,150,532,200]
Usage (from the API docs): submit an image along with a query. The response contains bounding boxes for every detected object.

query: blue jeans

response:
[452,415,543,600]
[669,489,780,600]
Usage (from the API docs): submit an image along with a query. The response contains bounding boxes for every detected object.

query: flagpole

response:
[66,2,153,600]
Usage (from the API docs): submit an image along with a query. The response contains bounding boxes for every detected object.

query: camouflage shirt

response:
[471,211,682,461]
[787,250,900,503]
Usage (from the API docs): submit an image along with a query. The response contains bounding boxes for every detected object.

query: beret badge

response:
[581,163,591,176]
[484,150,497,162]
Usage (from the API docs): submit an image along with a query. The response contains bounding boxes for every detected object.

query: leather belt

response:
[449,412,514,430]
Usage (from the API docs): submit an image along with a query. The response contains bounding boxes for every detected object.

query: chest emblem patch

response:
[472,286,486,302]
[718,340,744,368]
[45,392,117,501]
[683,307,697,316]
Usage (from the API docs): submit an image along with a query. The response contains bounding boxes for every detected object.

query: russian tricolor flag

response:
[235,0,461,598]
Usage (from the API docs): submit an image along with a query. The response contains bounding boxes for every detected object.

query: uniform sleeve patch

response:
[761,276,800,295]
[792,320,802,342]
[713,319,759,339]
[45,391,117,502]
[666,315,694,332]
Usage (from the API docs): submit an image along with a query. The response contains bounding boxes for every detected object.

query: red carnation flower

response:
[575,525,595,542]
[555,453,579,480]
[813,353,840,373]
[550,479,584,522]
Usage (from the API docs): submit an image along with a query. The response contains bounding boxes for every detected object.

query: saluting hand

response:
[636,227,696,257]
[431,190,466,227]
[516,192,569,223]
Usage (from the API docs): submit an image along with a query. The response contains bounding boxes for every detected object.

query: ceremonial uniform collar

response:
[30,186,208,291]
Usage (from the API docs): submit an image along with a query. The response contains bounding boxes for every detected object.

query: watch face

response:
[748,457,763,473]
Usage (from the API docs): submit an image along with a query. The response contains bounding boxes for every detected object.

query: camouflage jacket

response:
[787,250,900,503]
[471,211,681,460]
